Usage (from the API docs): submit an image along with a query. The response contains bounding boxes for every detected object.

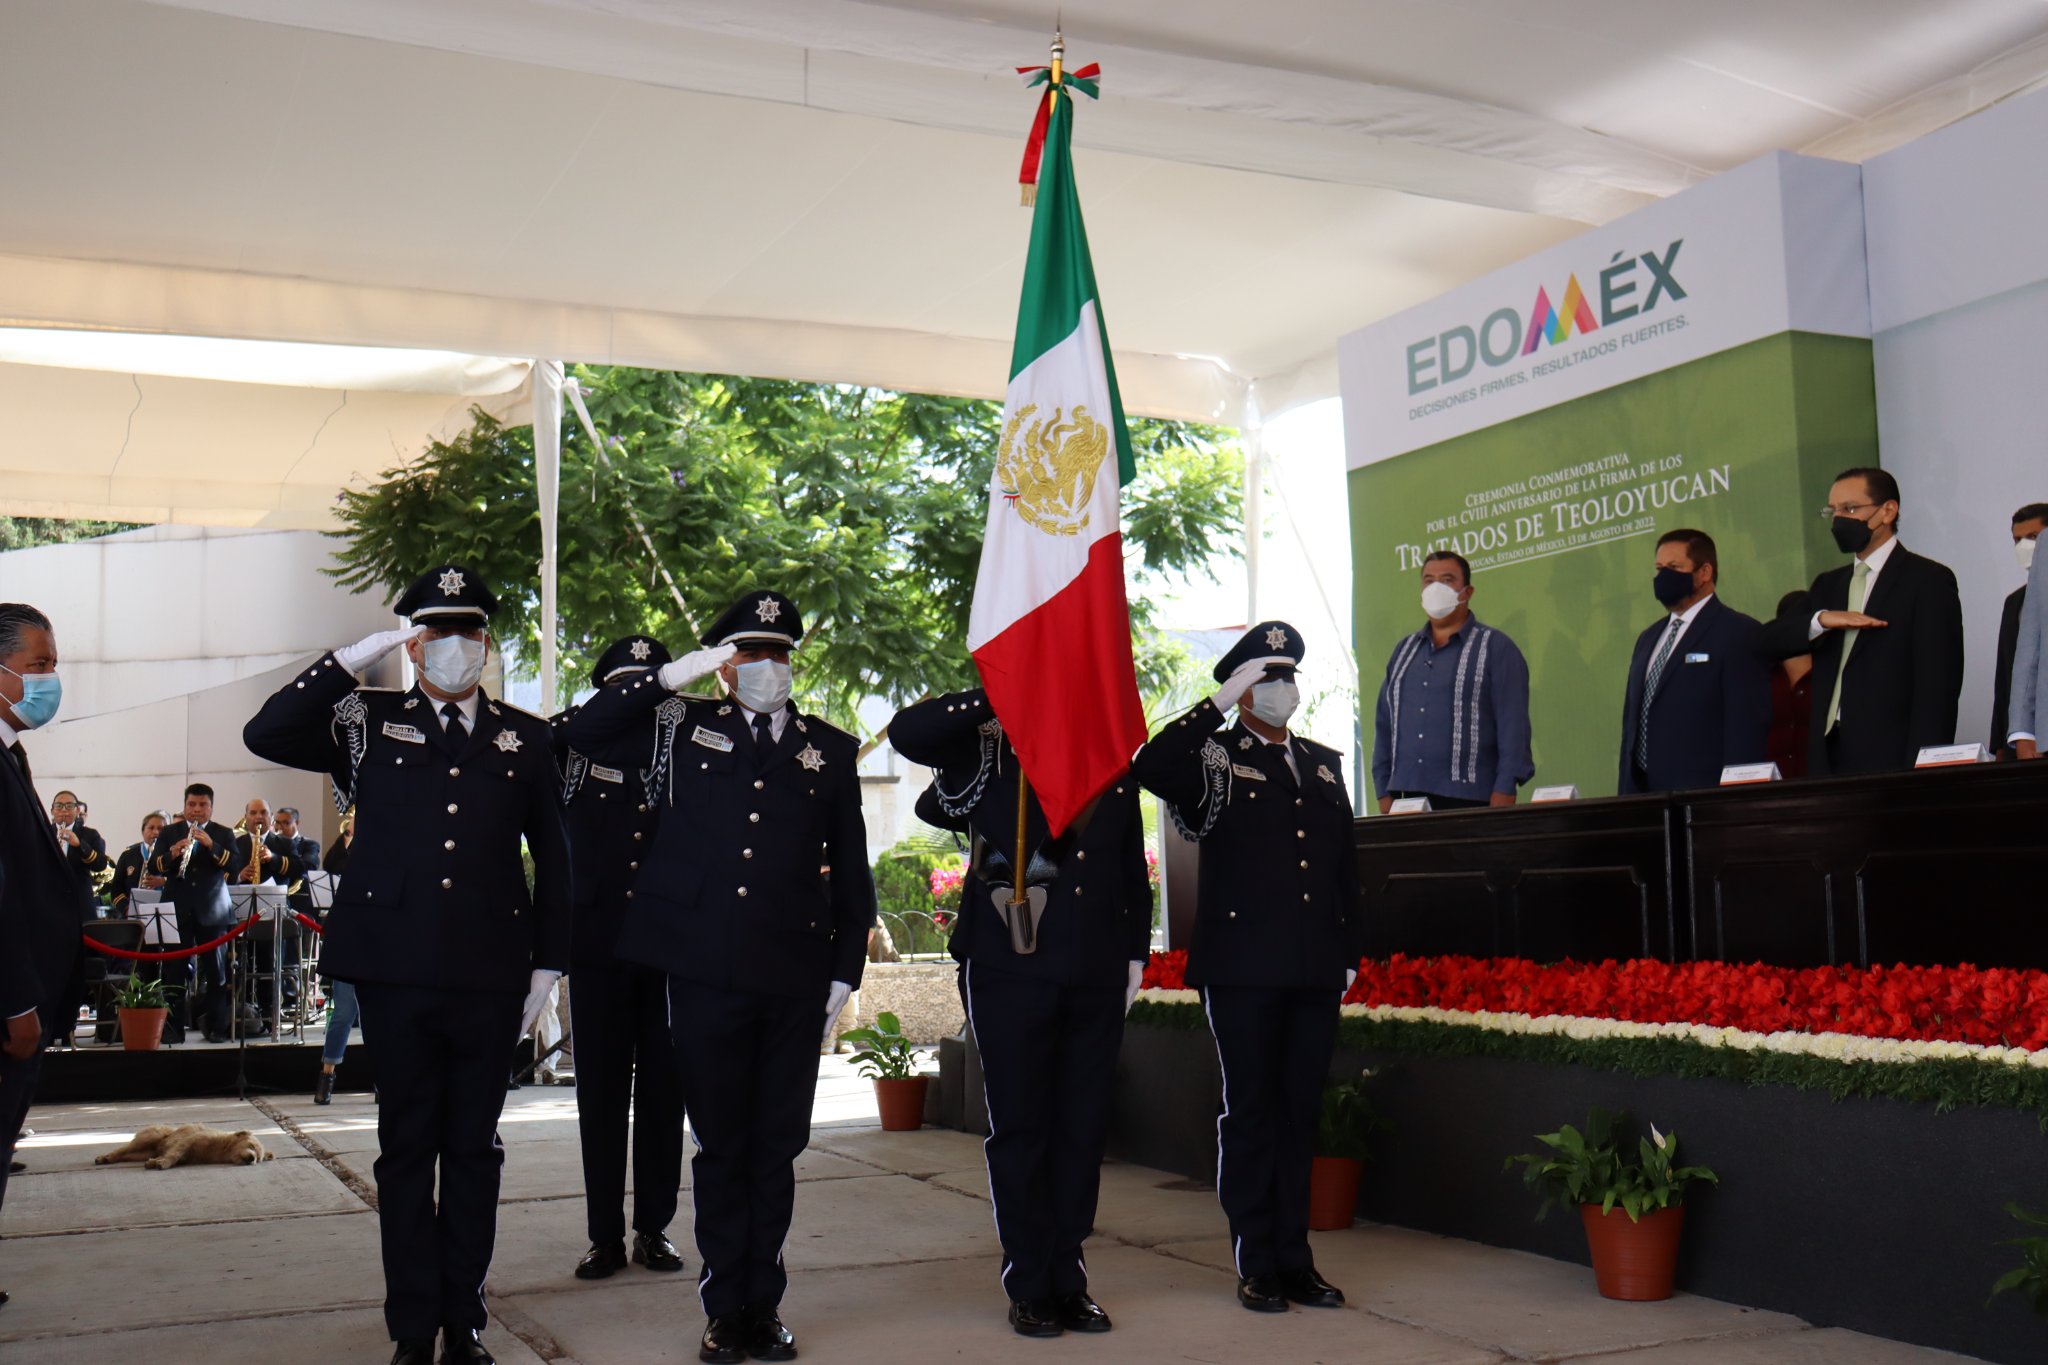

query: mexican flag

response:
[968,66,1147,837]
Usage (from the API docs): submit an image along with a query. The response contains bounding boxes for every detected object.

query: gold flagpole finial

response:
[1049,21,1065,110]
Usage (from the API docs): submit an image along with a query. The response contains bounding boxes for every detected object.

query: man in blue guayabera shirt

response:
[1371,550,1534,811]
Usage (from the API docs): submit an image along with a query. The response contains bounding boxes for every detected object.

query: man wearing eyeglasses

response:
[1759,466,1963,776]
[50,791,108,914]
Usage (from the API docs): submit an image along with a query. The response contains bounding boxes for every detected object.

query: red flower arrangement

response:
[1140,952,2048,1051]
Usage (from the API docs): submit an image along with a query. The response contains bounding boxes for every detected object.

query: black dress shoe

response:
[1007,1299,1063,1337]
[388,1339,434,1365]
[203,1029,229,1044]
[0,1289,10,1308]
[632,1231,685,1272]
[8,1160,22,1174]
[1280,1266,1345,1307]
[440,1325,495,1363]
[1236,1274,1290,1313]
[747,1307,796,1361]
[1056,1291,1111,1332]
[699,1314,750,1364]
[313,1072,335,1105]
[575,1241,627,1279]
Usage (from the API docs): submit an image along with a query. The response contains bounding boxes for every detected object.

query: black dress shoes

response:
[313,1072,335,1105]
[632,1231,686,1272]
[1056,1292,1112,1332]
[1236,1274,1290,1313]
[440,1325,495,1363]
[1280,1266,1345,1307]
[747,1307,796,1361]
[1007,1299,1064,1337]
[388,1339,434,1365]
[574,1241,628,1280]
[699,1314,750,1364]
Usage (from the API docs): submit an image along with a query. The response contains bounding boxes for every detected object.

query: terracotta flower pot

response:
[1579,1203,1685,1301]
[1307,1156,1364,1231]
[873,1076,929,1131]
[117,1006,168,1052]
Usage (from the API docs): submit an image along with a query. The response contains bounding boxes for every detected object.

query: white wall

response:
[1865,88,2048,750]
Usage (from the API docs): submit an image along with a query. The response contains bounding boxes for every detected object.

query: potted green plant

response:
[1309,1071,1388,1230]
[1506,1107,1717,1301]
[840,1010,927,1131]
[1990,1202,2048,1314]
[113,975,171,1052]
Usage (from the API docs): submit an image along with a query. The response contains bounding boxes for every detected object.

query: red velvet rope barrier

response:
[292,911,324,934]
[81,910,261,961]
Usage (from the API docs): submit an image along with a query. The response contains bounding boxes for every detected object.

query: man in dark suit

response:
[235,797,312,1026]
[1132,622,1363,1315]
[892,687,1152,1337]
[1617,529,1773,793]
[108,810,167,917]
[244,564,571,1365]
[270,805,322,911]
[0,602,93,1309]
[1758,467,1965,776]
[151,783,246,1042]
[567,591,874,1365]
[52,792,108,913]
[548,635,686,1283]
[1991,503,2047,758]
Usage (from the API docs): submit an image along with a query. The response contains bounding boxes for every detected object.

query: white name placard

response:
[1915,742,1989,768]
[1531,785,1580,803]
[1388,797,1434,814]
[1719,762,1782,785]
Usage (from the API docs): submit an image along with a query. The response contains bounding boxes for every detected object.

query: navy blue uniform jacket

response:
[891,689,1151,988]
[565,678,874,998]
[1132,698,1362,991]
[548,702,663,966]
[242,654,572,994]
[1616,594,1772,794]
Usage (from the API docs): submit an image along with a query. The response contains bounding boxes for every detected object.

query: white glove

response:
[821,980,853,1045]
[519,968,562,1038]
[336,625,425,676]
[1211,660,1269,716]
[660,644,737,692]
[1125,961,1145,1015]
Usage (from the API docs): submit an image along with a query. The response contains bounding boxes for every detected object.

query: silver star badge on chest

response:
[1238,736,1253,751]
[1265,625,1288,650]
[630,639,652,660]
[403,697,419,710]
[1316,763,1336,784]
[796,743,826,772]
[439,568,466,594]
[493,730,522,753]
[755,597,782,623]
[718,704,733,716]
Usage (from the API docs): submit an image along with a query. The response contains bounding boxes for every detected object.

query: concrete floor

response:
[0,1059,1983,1364]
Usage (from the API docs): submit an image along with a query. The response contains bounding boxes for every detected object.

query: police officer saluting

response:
[567,590,874,1365]
[1131,622,1362,1314]
[891,688,1152,1338]
[244,565,570,1365]
[549,635,686,1282]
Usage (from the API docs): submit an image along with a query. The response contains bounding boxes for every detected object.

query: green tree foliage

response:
[0,516,144,552]
[330,367,1243,728]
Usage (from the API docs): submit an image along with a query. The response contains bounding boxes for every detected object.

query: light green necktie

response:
[1823,557,1870,734]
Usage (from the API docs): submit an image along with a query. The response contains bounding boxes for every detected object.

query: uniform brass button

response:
[1302,893,1311,902]
[639,803,649,813]
[446,840,457,851]
[1074,887,1083,897]
[506,769,515,777]
[1295,798,1303,808]
[1076,850,1086,860]
[1228,911,1237,919]
[809,921,818,929]
[629,861,638,871]
[1117,786,1125,794]
[633,831,643,841]
[701,762,709,770]
[395,757,404,766]
[441,878,453,889]
[1299,859,1308,869]
[753,780,764,790]
[450,767,461,777]
[749,812,760,823]
[1297,829,1306,839]
[295,681,305,689]
[743,849,753,859]
[626,890,634,899]
[737,886,748,898]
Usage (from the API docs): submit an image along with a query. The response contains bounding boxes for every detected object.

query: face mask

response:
[420,633,487,694]
[1653,566,1695,609]
[1420,581,1462,620]
[1831,514,1874,556]
[0,664,62,729]
[733,658,793,714]
[1247,679,1300,727]
[2019,536,2037,572]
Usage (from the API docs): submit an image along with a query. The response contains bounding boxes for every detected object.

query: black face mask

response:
[1652,566,1695,609]
[1831,514,1875,555]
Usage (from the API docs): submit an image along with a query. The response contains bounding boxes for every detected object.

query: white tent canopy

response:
[7,0,2045,430]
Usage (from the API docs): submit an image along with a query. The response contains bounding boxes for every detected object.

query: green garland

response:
[1125,1000,2048,1118]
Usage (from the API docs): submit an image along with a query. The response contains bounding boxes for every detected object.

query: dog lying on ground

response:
[94,1124,275,1169]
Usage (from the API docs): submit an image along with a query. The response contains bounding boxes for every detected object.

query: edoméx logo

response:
[1406,240,1687,395]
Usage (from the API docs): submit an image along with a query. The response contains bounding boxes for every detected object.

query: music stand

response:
[229,883,288,1046]
[128,888,182,1048]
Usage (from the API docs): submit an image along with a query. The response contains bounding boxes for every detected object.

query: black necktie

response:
[753,711,775,755]
[442,702,469,749]
[9,740,28,781]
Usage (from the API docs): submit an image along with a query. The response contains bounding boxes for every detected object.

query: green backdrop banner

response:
[1349,331,1877,798]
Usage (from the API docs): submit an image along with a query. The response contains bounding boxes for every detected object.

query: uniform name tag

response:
[1230,763,1267,781]
[381,722,426,744]
[690,725,735,752]
[1685,652,1710,663]
[590,764,626,784]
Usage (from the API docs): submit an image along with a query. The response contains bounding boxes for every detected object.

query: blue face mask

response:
[0,664,61,730]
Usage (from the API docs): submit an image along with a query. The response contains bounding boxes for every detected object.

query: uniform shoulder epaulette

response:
[1298,735,1342,762]
[676,690,719,703]
[354,685,403,695]
[797,714,859,745]
[486,697,548,723]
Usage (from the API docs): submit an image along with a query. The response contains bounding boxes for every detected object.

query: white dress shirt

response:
[1808,537,1900,640]
[1654,590,1715,657]
[739,702,790,744]
[429,690,482,732]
